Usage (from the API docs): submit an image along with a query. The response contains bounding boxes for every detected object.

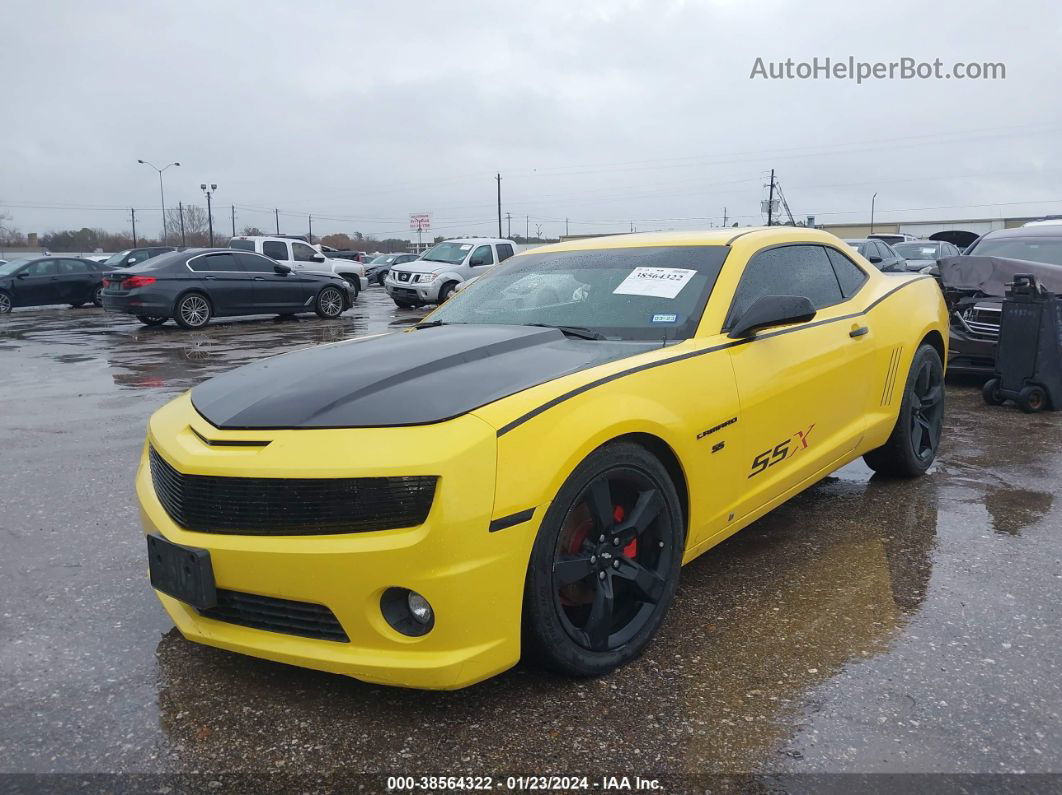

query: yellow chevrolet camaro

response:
[140,227,948,689]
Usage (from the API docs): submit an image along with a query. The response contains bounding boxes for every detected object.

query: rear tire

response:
[1018,385,1048,413]
[315,286,345,319]
[70,303,84,309]
[137,315,167,326]
[982,378,1005,406]
[0,290,11,314]
[523,441,683,677]
[376,272,387,286]
[864,343,945,478]
[91,284,103,307]
[174,293,212,329]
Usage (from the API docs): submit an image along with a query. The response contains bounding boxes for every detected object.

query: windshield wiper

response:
[413,320,449,330]
[524,323,606,341]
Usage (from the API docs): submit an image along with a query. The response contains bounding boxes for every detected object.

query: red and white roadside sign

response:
[409,212,431,232]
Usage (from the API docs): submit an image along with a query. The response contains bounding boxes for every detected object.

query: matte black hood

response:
[191,324,652,429]
[938,255,1062,296]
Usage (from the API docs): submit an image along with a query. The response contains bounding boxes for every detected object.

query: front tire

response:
[523,441,683,677]
[864,343,945,477]
[174,293,212,329]
[0,290,11,314]
[315,285,345,319]
[438,281,457,303]
[342,276,360,301]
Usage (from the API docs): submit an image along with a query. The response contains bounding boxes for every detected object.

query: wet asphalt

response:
[0,290,1060,790]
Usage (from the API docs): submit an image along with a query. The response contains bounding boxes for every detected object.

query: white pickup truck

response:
[385,237,518,307]
[228,236,367,297]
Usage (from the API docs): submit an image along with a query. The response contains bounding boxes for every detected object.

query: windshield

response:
[228,239,255,251]
[425,245,730,341]
[0,259,29,276]
[894,242,940,259]
[967,236,1062,267]
[103,250,132,267]
[421,241,474,264]
[369,255,394,265]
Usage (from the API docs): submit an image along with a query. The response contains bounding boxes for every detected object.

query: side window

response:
[59,259,87,274]
[496,243,515,262]
[728,244,844,325]
[262,241,288,261]
[127,249,149,265]
[825,247,868,299]
[469,245,494,267]
[26,259,58,276]
[237,253,275,273]
[292,243,317,262]
[205,253,240,271]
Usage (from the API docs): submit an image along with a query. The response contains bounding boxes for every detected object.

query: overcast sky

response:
[3,0,1061,242]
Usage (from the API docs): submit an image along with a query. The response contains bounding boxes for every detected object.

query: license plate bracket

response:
[147,534,217,610]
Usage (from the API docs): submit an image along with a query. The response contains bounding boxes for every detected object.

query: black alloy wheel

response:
[92,285,104,306]
[524,442,682,676]
[864,343,945,477]
[0,291,11,314]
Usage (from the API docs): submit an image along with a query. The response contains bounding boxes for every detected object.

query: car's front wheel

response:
[92,284,103,307]
[863,343,945,477]
[315,285,345,319]
[174,293,212,329]
[341,276,360,301]
[523,441,683,677]
[0,290,11,314]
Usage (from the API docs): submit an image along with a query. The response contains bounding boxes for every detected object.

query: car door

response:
[16,259,62,306]
[291,241,328,273]
[187,252,257,315]
[467,244,495,278]
[56,259,94,303]
[237,252,310,313]
[725,243,872,521]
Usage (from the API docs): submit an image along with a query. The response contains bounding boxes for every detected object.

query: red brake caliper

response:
[615,505,637,558]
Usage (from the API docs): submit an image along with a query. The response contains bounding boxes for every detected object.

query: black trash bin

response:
[982,274,1062,412]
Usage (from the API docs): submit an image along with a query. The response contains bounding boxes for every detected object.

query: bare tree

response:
[164,205,213,246]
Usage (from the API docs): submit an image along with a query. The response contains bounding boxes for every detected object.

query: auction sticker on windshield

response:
[613,267,696,299]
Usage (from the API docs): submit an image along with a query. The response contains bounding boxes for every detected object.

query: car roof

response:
[437,237,517,245]
[531,227,860,256]
[980,225,1062,240]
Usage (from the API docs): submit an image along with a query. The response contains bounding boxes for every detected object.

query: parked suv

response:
[101,246,176,269]
[228,236,367,296]
[385,238,517,307]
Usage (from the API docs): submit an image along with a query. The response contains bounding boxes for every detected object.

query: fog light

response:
[407,591,433,625]
[381,587,435,637]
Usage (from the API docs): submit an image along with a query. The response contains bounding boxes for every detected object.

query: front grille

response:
[149,447,437,535]
[200,589,348,642]
[959,304,1001,339]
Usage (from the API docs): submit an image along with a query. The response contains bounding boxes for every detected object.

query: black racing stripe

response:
[495,276,932,437]
[488,508,536,533]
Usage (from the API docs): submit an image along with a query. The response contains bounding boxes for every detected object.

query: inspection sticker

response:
[652,313,678,323]
[613,267,696,299]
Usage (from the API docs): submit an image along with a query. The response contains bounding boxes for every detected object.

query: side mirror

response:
[274,263,292,275]
[16,271,28,279]
[728,295,816,339]
[867,255,883,264]
[312,254,326,263]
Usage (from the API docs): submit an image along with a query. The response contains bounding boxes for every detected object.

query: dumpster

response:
[982,274,1062,412]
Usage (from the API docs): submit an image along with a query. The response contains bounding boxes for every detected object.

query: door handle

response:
[849,325,869,338]
[253,276,265,281]
[203,275,216,280]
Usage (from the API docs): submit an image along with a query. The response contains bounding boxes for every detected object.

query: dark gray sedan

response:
[101,248,353,329]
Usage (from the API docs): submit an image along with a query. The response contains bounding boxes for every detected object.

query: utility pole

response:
[178,202,186,246]
[723,207,727,227]
[565,218,569,236]
[231,205,236,237]
[767,169,775,226]
[870,192,878,233]
[768,168,777,226]
[526,215,529,241]
[506,212,512,238]
[275,208,280,235]
[130,208,137,246]
[308,214,313,242]
[201,183,217,247]
[495,173,502,238]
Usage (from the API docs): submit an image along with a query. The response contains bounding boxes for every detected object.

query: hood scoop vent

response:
[190,427,271,447]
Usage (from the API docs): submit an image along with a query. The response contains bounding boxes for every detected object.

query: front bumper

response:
[139,392,537,689]
[385,275,440,303]
[948,320,998,375]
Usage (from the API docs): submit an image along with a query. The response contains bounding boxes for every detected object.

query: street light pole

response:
[870,192,878,234]
[201,183,217,247]
[137,159,180,243]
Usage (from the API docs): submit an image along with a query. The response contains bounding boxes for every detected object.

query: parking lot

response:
[1,288,1060,787]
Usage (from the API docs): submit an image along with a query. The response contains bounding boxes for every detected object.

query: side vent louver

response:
[881,346,904,406]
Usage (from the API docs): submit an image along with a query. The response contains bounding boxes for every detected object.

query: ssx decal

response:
[748,424,815,478]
